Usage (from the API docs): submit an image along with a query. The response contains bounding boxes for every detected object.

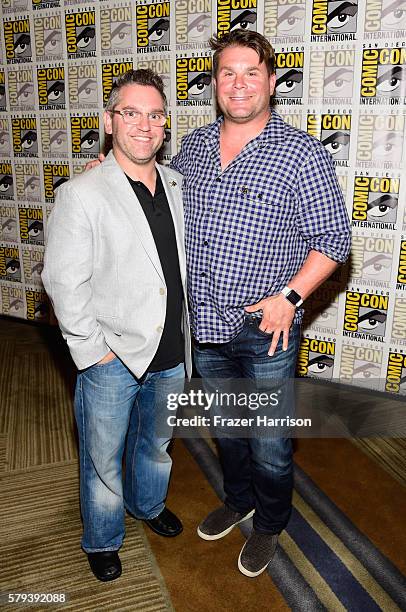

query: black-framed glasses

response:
[109,109,167,127]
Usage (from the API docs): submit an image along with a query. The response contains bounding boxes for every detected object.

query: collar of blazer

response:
[100,150,185,284]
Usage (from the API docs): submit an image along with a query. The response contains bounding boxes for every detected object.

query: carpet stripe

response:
[7,352,77,471]
[280,531,346,612]
[294,465,406,609]
[294,492,401,611]
[353,438,406,486]
[0,434,6,471]
[289,507,384,612]
[0,340,15,434]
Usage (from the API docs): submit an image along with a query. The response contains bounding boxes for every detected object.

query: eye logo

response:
[1,216,18,242]
[275,51,304,101]
[43,162,69,202]
[327,1,358,32]
[65,11,96,58]
[187,14,210,42]
[311,0,358,36]
[187,72,211,98]
[344,291,389,337]
[176,56,212,104]
[324,67,353,98]
[340,344,383,387]
[361,48,406,101]
[297,337,335,378]
[81,129,99,151]
[18,206,44,244]
[45,29,62,55]
[71,115,100,157]
[321,130,350,157]
[137,3,170,50]
[0,173,14,198]
[277,4,305,36]
[358,309,387,332]
[0,246,21,282]
[230,9,257,32]
[217,0,257,37]
[25,289,49,322]
[4,18,32,63]
[365,0,406,33]
[372,131,403,162]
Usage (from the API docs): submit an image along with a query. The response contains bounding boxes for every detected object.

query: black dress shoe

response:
[143,507,183,537]
[87,551,122,582]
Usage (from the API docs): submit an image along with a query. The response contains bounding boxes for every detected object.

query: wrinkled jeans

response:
[194,315,300,534]
[74,358,184,552]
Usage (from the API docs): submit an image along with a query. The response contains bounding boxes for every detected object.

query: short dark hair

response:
[209,30,276,77]
[105,68,167,112]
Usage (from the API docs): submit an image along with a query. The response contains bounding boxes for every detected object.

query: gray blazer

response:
[42,150,191,379]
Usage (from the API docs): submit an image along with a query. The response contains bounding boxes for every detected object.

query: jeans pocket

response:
[94,356,119,368]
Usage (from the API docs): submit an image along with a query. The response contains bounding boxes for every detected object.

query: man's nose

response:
[136,114,152,131]
[233,74,246,88]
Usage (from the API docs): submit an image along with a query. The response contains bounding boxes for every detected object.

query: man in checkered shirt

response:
[171,30,351,578]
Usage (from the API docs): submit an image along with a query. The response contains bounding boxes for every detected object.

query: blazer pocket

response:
[97,314,122,336]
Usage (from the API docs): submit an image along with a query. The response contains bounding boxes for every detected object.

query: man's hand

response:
[84,153,106,172]
[245,294,295,356]
[97,350,116,365]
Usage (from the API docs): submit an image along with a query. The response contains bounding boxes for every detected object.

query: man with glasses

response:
[42,69,191,582]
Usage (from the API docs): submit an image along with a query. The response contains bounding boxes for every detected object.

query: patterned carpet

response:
[184,437,406,612]
[0,318,173,611]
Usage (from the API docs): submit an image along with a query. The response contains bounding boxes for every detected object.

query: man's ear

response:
[269,73,277,97]
[104,110,113,135]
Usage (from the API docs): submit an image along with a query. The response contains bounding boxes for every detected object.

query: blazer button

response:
[159,288,165,295]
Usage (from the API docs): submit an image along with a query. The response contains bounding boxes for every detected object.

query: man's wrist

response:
[281,286,303,308]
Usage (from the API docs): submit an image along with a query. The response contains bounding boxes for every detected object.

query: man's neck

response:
[219,110,271,170]
[113,149,157,193]
[221,109,271,145]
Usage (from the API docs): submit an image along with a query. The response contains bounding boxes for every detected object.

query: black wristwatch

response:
[281,286,303,308]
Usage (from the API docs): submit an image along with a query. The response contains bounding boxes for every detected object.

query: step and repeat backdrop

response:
[0,0,405,394]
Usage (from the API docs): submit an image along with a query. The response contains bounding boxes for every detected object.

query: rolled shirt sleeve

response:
[296,144,351,264]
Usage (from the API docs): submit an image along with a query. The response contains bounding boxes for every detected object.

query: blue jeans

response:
[194,315,300,534]
[74,358,184,552]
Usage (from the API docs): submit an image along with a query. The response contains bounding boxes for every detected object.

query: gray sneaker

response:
[238,531,278,577]
[197,505,255,541]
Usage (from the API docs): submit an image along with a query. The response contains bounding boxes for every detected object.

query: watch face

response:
[289,289,302,305]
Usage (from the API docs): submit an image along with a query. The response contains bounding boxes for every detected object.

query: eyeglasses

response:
[110,109,167,127]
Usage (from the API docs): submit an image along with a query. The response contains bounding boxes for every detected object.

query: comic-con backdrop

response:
[0,0,405,394]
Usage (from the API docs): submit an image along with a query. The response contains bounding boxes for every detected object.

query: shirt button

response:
[159,288,165,295]
[200,301,205,306]
[203,240,208,246]
[200,272,207,278]
[156,325,164,333]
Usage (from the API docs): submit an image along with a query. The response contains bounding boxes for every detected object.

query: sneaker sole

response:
[237,539,276,578]
[197,509,255,541]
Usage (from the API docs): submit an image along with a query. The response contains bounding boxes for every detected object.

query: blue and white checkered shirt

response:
[171,110,351,343]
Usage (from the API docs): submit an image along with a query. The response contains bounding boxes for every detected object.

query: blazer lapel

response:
[101,151,164,282]
[157,164,186,284]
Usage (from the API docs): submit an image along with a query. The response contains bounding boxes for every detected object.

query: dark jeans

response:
[194,315,300,534]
